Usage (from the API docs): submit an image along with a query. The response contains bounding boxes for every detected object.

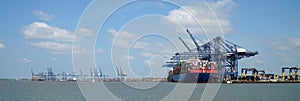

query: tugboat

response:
[167,59,219,83]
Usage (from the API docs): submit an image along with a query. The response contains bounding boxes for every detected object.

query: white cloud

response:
[109,28,137,48]
[30,41,72,54]
[141,51,155,57]
[72,46,104,55]
[275,52,292,61]
[73,47,88,55]
[276,46,291,51]
[133,42,149,50]
[114,38,130,48]
[77,28,94,38]
[264,36,300,63]
[144,60,157,65]
[22,22,73,42]
[289,37,300,47]
[109,28,136,38]
[165,0,235,34]
[125,55,135,60]
[51,57,58,61]
[0,42,5,49]
[19,58,32,63]
[270,36,300,51]
[95,48,103,54]
[29,41,102,55]
[33,10,56,21]
[21,22,76,54]
[252,59,265,64]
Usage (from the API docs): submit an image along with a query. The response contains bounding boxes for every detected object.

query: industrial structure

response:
[164,29,258,82]
[163,29,300,83]
[30,67,167,82]
[30,29,300,83]
[281,66,299,81]
[31,67,108,82]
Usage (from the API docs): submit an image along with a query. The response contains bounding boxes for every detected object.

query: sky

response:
[0,0,300,78]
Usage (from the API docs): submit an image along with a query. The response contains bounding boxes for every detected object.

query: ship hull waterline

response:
[167,72,220,83]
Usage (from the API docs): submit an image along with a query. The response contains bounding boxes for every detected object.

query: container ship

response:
[167,59,219,83]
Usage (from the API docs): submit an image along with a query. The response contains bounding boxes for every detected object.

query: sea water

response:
[0,80,299,101]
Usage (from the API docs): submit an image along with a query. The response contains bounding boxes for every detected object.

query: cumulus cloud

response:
[33,10,56,21]
[22,22,73,42]
[21,22,78,54]
[165,0,235,34]
[19,58,32,63]
[30,41,72,54]
[0,42,5,49]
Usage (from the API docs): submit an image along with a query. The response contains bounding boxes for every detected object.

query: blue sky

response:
[0,0,300,78]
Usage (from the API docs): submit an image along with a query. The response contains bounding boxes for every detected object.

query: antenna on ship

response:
[90,68,95,82]
[79,68,83,80]
[31,68,34,77]
[116,66,120,76]
[120,66,123,76]
[119,66,127,81]
[94,68,98,81]
[118,66,122,81]
[99,67,102,80]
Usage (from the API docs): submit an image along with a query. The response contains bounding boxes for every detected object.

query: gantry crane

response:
[282,66,299,80]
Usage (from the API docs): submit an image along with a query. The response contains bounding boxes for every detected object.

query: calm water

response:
[0,80,299,101]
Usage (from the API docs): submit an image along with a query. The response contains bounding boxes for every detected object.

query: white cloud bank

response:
[165,0,235,34]
[22,21,103,54]
[22,22,73,42]
[30,41,72,54]
[21,21,73,54]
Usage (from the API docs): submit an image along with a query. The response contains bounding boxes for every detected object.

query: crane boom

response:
[178,37,192,52]
[186,29,200,52]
